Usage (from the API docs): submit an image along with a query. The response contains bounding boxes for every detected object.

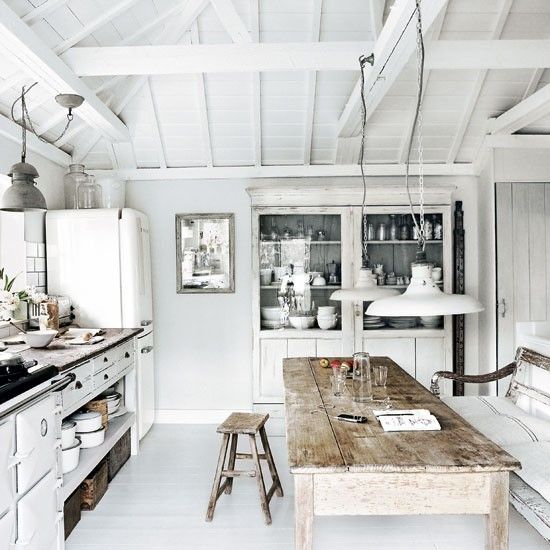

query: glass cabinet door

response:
[258,212,343,332]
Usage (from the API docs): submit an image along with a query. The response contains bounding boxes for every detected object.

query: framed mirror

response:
[176,213,235,293]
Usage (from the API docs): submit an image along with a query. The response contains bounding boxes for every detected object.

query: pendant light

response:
[367,0,483,317]
[331,53,399,303]
[1,84,84,212]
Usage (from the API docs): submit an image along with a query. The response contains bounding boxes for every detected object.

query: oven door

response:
[15,393,59,495]
[15,470,59,550]
[0,418,15,515]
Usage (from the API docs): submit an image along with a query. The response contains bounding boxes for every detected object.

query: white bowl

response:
[77,426,106,449]
[107,398,121,414]
[317,306,336,316]
[70,410,102,433]
[317,316,338,330]
[261,306,283,321]
[23,329,57,348]
[61,420,77,450]
[288,316,315,330]
[62,438,81,474]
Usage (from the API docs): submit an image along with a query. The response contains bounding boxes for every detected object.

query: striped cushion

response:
[442,396,550,446]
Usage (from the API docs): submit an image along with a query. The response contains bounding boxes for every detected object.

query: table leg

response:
[294,474,313,550]
[485,472,509,550]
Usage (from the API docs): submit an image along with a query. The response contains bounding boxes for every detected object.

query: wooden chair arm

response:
[430,363,516,396]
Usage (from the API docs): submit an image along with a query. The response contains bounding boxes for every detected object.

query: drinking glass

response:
[373,364,388,387]
[351,352,373,403]
[331,369,346,397]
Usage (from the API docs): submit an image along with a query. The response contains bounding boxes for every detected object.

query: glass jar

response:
[399,216,410,240]
[434,216,443,240]
[77,174,103,209]
[389,214,398,240]
[64,164,87,209]
[377,223,387,241]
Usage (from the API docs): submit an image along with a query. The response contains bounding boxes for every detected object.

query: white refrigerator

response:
[46,208,155,440]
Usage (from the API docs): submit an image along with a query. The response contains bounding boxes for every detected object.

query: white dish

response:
[261,319,283,329]
[61,420,77,450]
[260,306,283,321]
[107,398,121,414]
[288,316,316,330]
[77,426,106,449]
[70,410,102,433]
[317,317,337,330]
[23,330,57,349]
[62,438,81,474]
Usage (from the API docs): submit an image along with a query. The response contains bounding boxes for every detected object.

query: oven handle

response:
[0,373,75,421]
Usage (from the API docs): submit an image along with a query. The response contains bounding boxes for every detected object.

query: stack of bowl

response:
[317,306,338,330]
[100,390,122,418]
[61,420,81,474]
[260,306,283,329]
[70,410,105,449]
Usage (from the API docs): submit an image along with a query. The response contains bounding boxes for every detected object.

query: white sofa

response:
[431,347,550,542]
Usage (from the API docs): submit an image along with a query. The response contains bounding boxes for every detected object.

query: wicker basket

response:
[80,460,108,511]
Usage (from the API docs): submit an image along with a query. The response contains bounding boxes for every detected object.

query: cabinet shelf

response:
[260,285,340,290]
[62,411,135,500]
[365,240,443,244]
[261,240,341,245]
[363,328,444,338]
[259,328,342,339]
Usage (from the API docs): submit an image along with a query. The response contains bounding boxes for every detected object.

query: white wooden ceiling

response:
[0,0,549,175]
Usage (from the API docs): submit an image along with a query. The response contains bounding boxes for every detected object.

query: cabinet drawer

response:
[93,362,119,390]
[93,349,117,374]
[116,342,135,374]
[61,362,93,412]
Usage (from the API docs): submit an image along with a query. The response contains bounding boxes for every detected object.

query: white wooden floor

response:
[66,425,549,550]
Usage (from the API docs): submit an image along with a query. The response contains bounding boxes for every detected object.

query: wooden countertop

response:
[17,328,143,372]
[283,357,521,474]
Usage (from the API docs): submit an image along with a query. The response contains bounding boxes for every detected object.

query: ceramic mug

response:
[432,267,442,282]
[260,268,273,286]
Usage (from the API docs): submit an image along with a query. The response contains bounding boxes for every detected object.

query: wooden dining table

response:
[282,357,520,550]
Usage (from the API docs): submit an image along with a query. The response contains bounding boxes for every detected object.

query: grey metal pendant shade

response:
[1,162,46,212]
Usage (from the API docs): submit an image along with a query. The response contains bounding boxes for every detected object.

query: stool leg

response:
[249,433,272,525]
[224,434,238,494]
[205,433,230,522]
[259,427,283,497]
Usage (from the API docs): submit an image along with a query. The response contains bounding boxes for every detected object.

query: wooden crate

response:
[64,487,81,539]
[107,429,131,481]
[80,460,108,511]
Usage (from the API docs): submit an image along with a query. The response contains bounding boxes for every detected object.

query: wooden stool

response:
[205,412,283,524]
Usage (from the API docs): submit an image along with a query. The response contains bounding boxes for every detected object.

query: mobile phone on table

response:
[336,414,368,423]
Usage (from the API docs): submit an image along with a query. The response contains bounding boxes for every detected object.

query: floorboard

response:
[66,425,549,550]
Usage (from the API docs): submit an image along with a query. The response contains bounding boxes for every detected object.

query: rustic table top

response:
[283,357,521,474]
[15,328,143,372]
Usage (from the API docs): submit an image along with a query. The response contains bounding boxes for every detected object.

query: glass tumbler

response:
[331,368,347,397]
[351,352,373,403]
[373,364,388,387]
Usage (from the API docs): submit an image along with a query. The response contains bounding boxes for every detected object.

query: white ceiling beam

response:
[144,78,167,169]
[250,0,261,167]
[190,22,212,167]
[486,134,550,149]
[337,0,447,138]
[63,41,374,76]
[53,0,141,55]
[210,0,251,42]
[368,0,384,39]
[0,1,129,142]
[398,10,445,164]
[446,0,512,164]
[0,113,70,166]
[89,162,476,181]
[304,0,322,166]
[104,138,118,169]
[72,132,101,164]
[22,0,68,26]
[522,68,544,101]
[491,82,550,135]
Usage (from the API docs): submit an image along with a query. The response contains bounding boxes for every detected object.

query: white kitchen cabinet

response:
[15,393,58,495]
[0,510,15,549]
[363,337,416,378]
[137,331,155,439]
[16,470,59,550]
[0,420,15,515]
[250,185,455,405]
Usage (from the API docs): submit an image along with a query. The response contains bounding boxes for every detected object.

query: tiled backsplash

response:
[26,241,47,293]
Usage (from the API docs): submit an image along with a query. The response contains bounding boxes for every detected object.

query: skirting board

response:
[155,409,253,424]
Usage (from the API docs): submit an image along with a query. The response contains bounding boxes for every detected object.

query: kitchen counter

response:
[17,328,143,372]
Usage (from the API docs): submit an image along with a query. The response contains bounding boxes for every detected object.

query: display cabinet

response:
[249,185,455,411]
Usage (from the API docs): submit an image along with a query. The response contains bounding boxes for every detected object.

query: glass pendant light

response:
[367,0,483,317]
[331,53,398,303]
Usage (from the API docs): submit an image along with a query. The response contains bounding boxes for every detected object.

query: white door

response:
[0,420,15,515]
[496,183,550,393]
[137,331,155,440]
[15,394,58,494]
[16,470,59,550]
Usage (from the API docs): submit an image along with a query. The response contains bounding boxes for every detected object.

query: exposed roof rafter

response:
[22,0,68,26]
[250,0,261,167]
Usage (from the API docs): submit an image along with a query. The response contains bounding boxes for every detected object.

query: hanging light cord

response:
[404,0,426,251]
[358,53,375,268]
[11,83,75,147]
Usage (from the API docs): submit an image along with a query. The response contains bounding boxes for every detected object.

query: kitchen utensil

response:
[0,352,38,377]
[23,329,57,349]
[432,267,442,282]
[260,306,283,322]
[61,420,77,450]
[311,275,326,286]
[9,322,26,334]
[288,316,315,330]
[70,410,102,433]
[62,438,81,474]
[326,261,340,284]
[317,315,338,330]
[77,426,106,449]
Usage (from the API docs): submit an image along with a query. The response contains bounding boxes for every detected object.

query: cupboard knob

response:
[125,352,130,358]
[104,373,109,380]
[103,357,108,362]
[75,381,83,390]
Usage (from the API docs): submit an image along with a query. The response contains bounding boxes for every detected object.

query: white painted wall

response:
[127,175,481,416]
